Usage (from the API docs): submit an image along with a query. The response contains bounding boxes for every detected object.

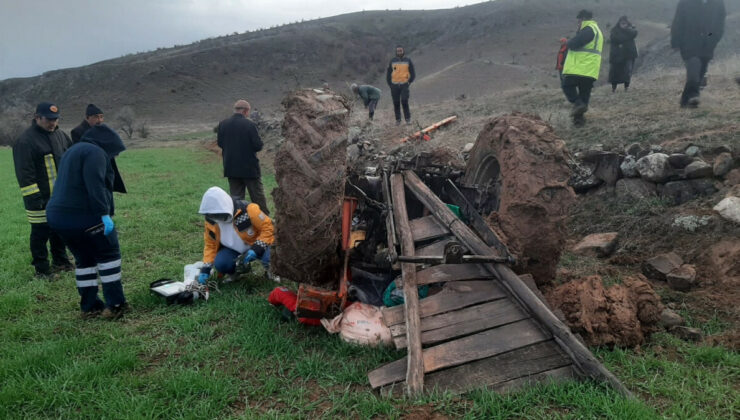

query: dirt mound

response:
[271,89,351,287]
[463,113,575,285]
[546,275,663,348]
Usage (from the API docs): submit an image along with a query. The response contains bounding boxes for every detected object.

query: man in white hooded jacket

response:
[197,186,274,283]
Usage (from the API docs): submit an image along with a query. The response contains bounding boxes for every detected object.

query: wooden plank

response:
[381,171,398,263]
[416,263,491,286]
[488,366,576,394]
[402,170,634,399]
[368,319,550,389]
[381,341,573,395]
[382,280,507,327]
[390,173,424,395]
[410,215,449,242]
[393,299,529,349]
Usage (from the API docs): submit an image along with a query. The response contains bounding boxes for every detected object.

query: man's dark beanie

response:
[577,9,593,19]
[86,103,103,117]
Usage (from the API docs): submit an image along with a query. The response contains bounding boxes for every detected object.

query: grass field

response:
[1,146,738,419]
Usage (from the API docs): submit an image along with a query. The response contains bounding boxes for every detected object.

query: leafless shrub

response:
[115,106,136,139]
[136,122,150,139]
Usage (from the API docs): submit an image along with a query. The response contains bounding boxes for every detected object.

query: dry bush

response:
[115,106,136,139]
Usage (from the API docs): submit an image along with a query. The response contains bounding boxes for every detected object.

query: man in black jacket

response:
[671,0,726,108]
[216,99,269,214]
[386,45,416,125]
[12,102,73,277]
[70,104,105,143]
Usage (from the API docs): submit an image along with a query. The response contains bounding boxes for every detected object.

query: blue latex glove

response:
[101,215,114,236]
[243,250,257,265]
[198,272,209,285]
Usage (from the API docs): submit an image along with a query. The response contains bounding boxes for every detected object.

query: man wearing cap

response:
[216,99,269,214]
[70,104,105,143]
[561,10,604,127]
[12,102,73,278]
[386,45,416,125]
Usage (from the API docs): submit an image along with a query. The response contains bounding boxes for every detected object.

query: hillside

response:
[1,0,738,128]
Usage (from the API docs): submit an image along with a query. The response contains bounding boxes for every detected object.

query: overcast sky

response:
[0,0,483,80]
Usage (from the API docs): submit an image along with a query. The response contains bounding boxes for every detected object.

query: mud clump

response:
[546,275,663,348]
[464,113,575,285]
[271,89,350,287]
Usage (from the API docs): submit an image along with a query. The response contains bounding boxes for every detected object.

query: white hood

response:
[199,187,234,221]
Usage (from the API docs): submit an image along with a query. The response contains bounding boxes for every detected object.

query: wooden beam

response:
[410,215,449,242]
[381,171,398,264]
[415,264,491,286]
[390,173,424,395]
[368,319,550,389]
[392,299,529,349]
[382,280,506,327]
[402,170,635,399]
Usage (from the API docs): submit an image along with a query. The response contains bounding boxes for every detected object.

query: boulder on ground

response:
[658,179,717,205]
[666,264,697,291]
[685,145,701,157]
[643,252,683,281]
[582,151,623,186]
[572,232,619,258]
[636,153,673,183]
[714,197,740,224]
[684,160,713,179]
[615,178,657,200]
[660,309,685,329]
[620,155,639,178]
[725,169,740,186]
[624,143,643,157]
[714,152,734,178]
[569,161,602,193]
[671,326,703,342]
[668,154,694,169]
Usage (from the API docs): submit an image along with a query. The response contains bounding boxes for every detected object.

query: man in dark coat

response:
[216,99,269,214]
[608,16,638,92]
[386,45,416,125]
[46,125,129,319]
[12,102,73,277]
[671,0,726,108]
[351,83,382,120]
[70,104,105,143]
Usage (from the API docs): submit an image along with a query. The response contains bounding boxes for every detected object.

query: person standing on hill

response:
[70,104,105,143]
[608,16,638,92]
[671,0,726,108]
[386,45,416,125]
[12,102,73,278]
[216,99,269,215]
[46,125,129,319]
[351,83,382,120]
[561,10,604,127]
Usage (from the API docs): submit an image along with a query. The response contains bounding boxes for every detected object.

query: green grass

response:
[1,146,738,419]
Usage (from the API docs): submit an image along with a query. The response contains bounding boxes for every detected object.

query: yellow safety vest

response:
[562,20,603,79]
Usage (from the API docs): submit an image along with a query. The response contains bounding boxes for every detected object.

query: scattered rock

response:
[671,326,703,342]
[713,152,734,178]
[346,144,360,161]
[572,232,619,258]
[649,145,664,153]
[642,252,683,281]
[685,145,701,157]
[725,169,740,186]
[620,155,639,178]
[683,160,713,179]
[569,161,602,193]
[615,178,657,200]
[714,197,740,224]
[636,153,673,182]
[545,275,663,348]
[666,264,697,291]
[668,154,694,169]
[462,142,474,153]
[660,309,685,329]
[712,145,733,155]
[624,143,643,157]
[672,215,712,232]
[582,152,623,186]
[658,179,717,205]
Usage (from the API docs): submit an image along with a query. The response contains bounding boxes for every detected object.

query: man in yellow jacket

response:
[197,186,274,283]
[386,45,416,125]
[561,10,603,127]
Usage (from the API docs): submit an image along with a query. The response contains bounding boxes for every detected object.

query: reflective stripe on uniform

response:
[75,266,97,276]
[26,209,47,224]
[21,183,40,196]
[100,272,122,283]
[572,28,602,55]
[44,154,57,194]
[98,259,121,270]
[76,279,99,288]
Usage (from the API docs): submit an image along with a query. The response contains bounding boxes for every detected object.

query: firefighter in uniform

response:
[561,10,604,127]
[197,186,275,283]
[12,102,73,277]
[386,45,416,125]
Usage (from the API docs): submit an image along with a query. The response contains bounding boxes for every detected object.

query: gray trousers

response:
[681,56,710,106]
[228,177,270,215]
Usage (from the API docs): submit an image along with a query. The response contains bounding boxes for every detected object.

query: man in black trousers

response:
[386,45,416,125]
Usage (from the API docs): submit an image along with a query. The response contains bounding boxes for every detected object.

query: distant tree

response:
[136,121,151,139]
[116,106,136,139]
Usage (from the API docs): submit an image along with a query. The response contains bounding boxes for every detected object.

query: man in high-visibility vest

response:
[386,45,416,126]
[561,10,603,127]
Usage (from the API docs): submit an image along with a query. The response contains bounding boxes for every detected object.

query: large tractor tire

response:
[271,89,351,287]
[462,112,576,285]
